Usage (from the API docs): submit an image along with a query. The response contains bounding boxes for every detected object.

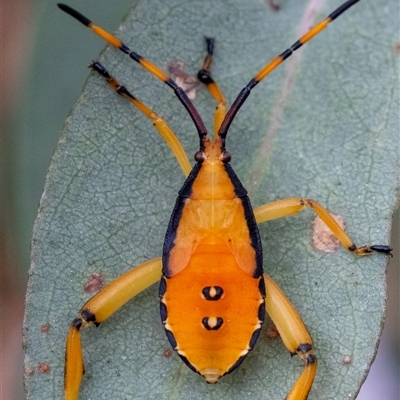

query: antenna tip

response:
[57,3,92,27]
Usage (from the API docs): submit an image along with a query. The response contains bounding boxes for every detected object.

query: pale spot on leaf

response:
[312,214,345,252]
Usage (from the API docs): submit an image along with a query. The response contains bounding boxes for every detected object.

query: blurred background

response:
[1,1,398,399]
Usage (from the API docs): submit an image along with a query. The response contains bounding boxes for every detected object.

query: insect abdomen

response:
[160,242,265,382]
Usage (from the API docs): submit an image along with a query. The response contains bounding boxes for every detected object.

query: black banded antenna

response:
[218,0,361,140]
[57,3,209,148]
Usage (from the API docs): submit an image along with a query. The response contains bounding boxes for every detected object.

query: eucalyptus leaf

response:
[24,0,399,399]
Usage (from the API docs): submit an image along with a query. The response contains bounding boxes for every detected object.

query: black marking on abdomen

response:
[159,277,168,323]
[258,276,266,298]
[258,299,266,322]
[249,326,262,349]
[202,317,223,330]
[159,276,167,297]
[226,354,247,376]
[177,353,198,373]
[165,328,178,350]
[224,325,262,377]
[160,301,168,323]
[202,286,224,301]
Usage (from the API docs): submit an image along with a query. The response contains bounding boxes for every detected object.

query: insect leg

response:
[254,198,392,256]
[57,3,208,146]
[64,258,162,400]
[264,273,316,400]
[90,62,191,177]
[197,37,227,138]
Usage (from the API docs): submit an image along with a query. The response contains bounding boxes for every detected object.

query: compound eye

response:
[194,150,206,163]
[221,151,231,163]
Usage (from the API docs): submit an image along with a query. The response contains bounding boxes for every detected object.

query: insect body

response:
[58,1,391,399]
[160,140,265,383]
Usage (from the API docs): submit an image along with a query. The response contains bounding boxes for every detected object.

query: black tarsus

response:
[369,245,393,256]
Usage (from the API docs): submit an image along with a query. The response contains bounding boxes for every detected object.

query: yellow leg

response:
[264,273,317,400]
[254,198,392,256]
[90,62,192,177]
[58,3,209,143]
[64,258,162,400]
[197,37,227,138]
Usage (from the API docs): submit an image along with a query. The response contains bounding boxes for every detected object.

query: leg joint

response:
[297,343,313,354]
[80,309,99,326]
[71,317,83,330]
[197,69,214,85]
[306,354,317,365]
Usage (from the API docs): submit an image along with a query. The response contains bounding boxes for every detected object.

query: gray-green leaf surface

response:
[24,0,399,399]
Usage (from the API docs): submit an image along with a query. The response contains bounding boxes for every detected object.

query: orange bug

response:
[58,1,391,399]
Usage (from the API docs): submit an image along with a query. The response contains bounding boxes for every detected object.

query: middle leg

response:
[254,198,392,256]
